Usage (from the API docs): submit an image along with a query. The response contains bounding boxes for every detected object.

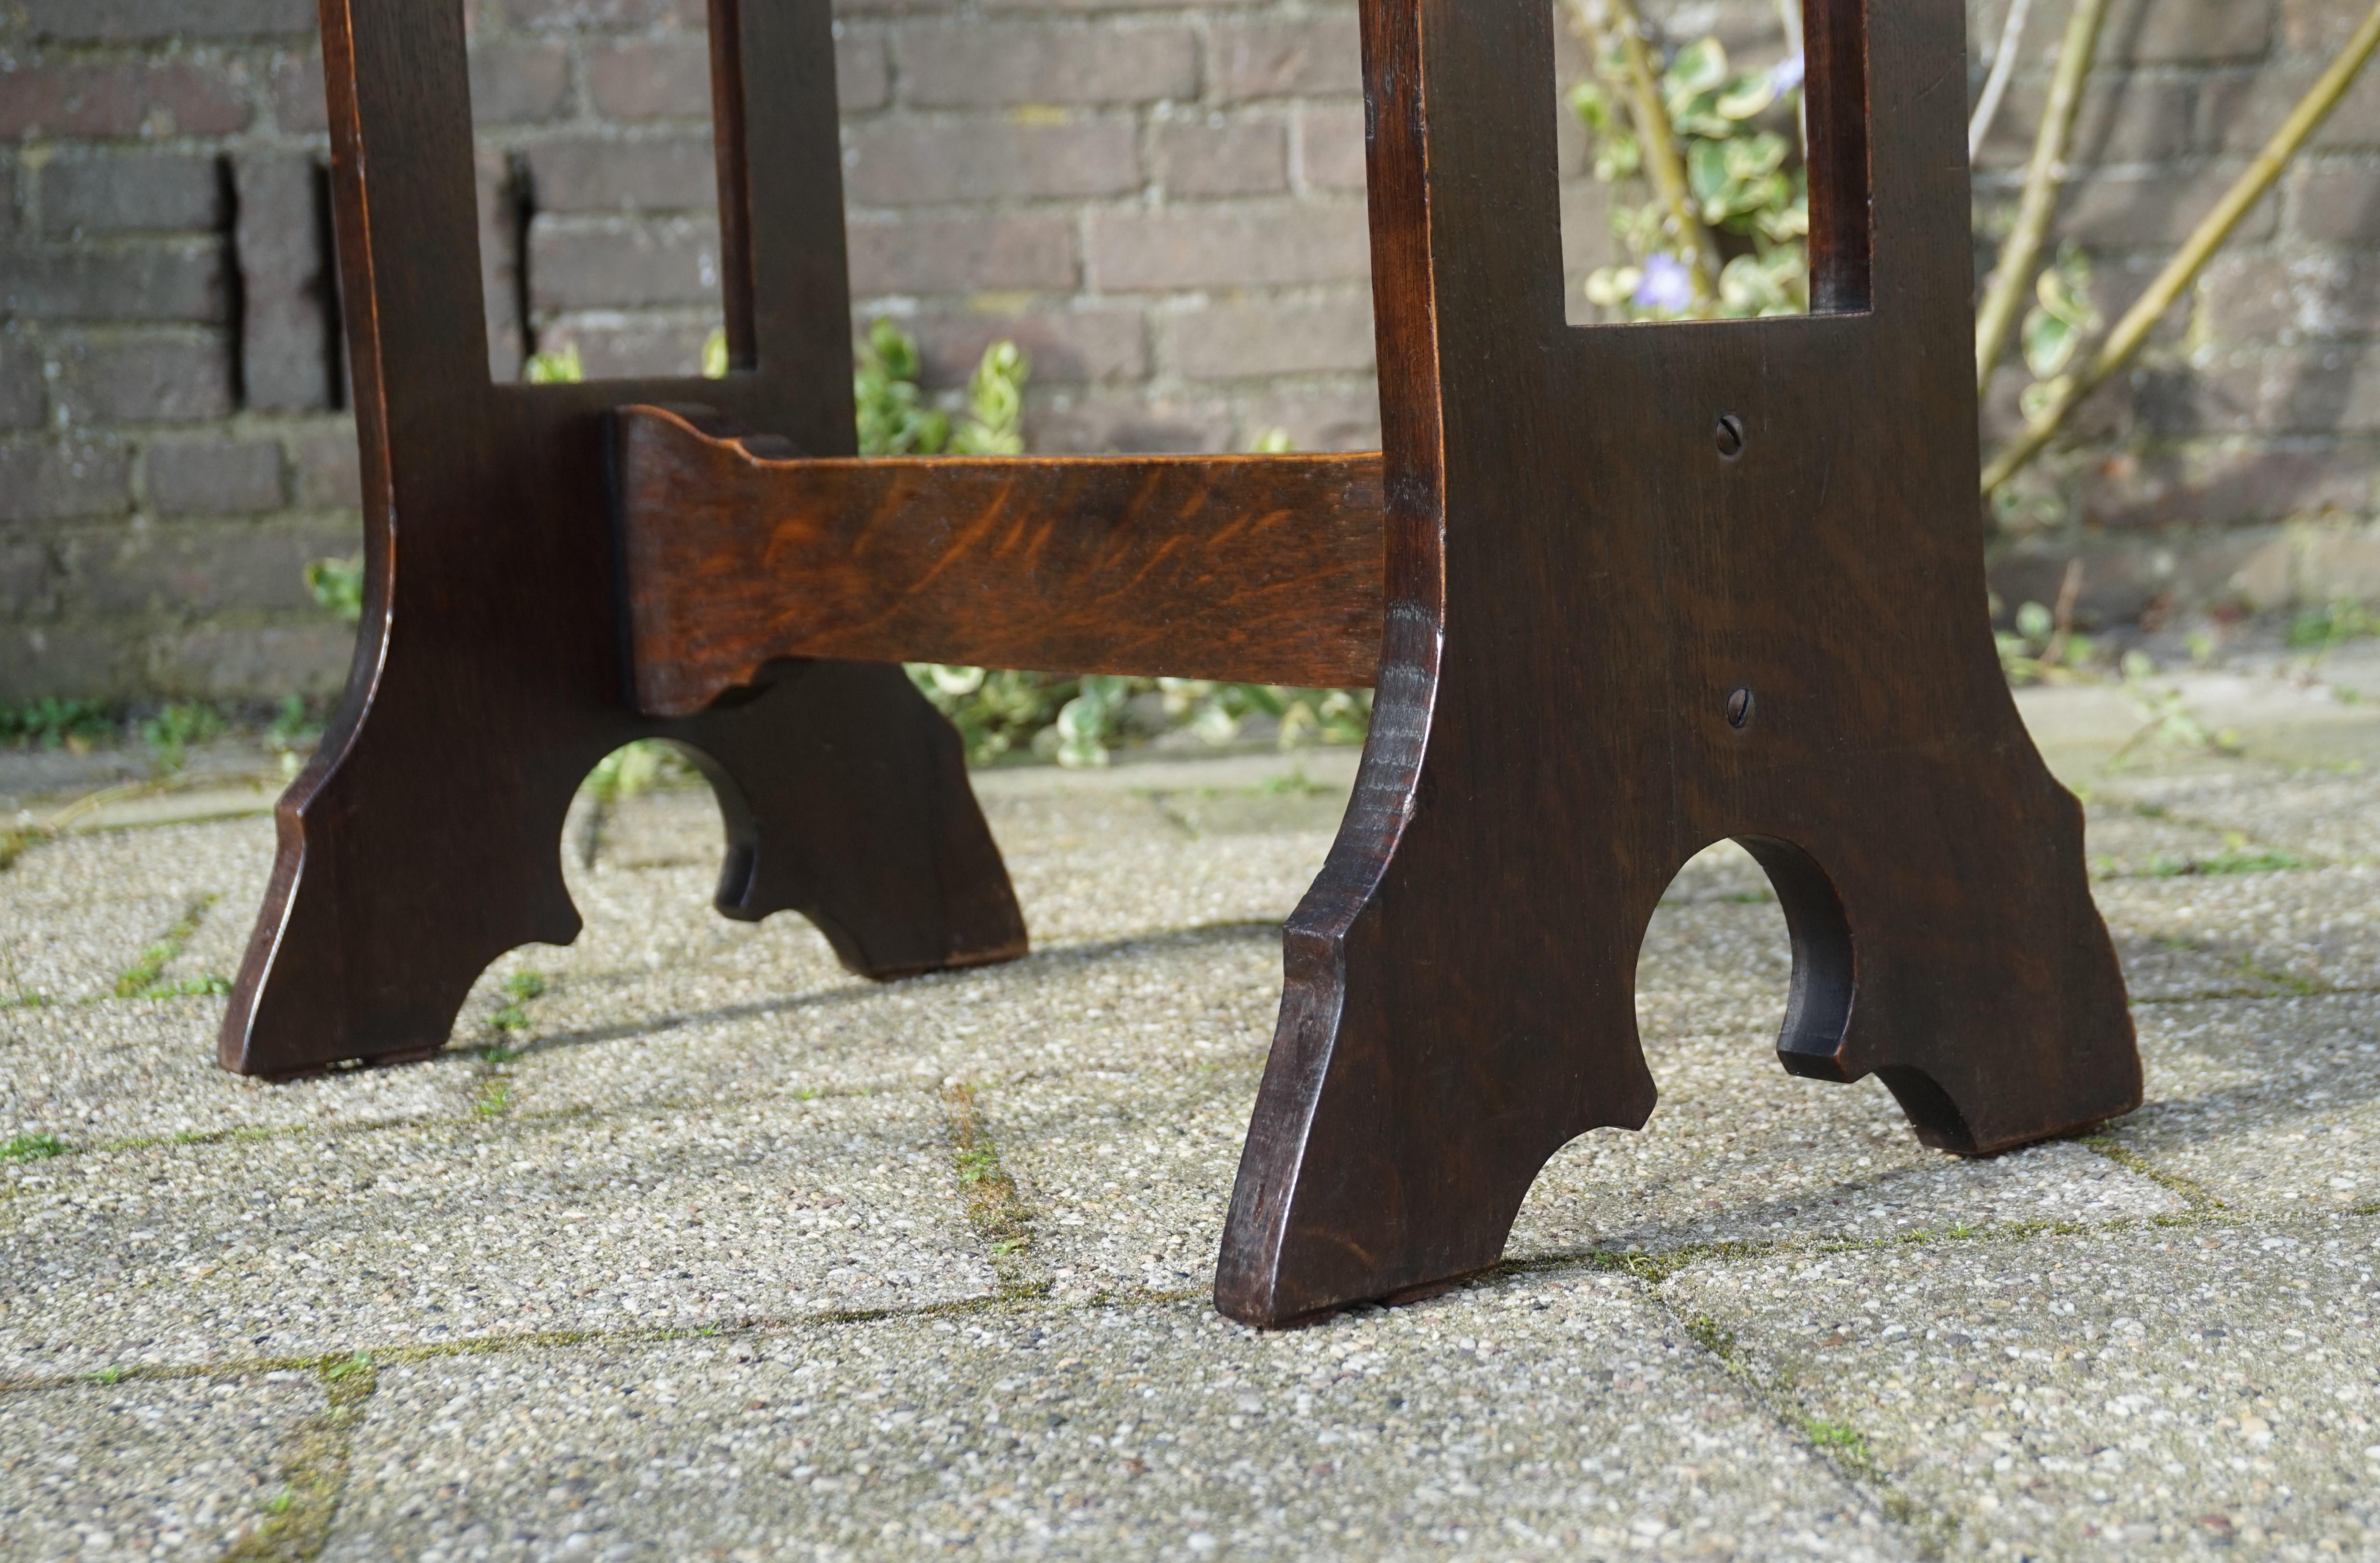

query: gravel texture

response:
[323,1280,1919,1562]
[3,697,2380,1557]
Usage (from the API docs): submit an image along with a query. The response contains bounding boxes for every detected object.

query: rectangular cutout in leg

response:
[1554,0,1869,325]
[707,0,758,376]
[464,0,730,383]
[1802,0,1873,315]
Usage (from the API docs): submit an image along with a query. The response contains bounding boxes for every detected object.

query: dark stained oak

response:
[614,406,1386,717]
[237,0,2140,1331]
[1211,0,2140,1325]
[221,0,1024,1076]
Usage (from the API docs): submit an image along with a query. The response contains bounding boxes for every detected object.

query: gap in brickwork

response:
[1556,0,1818,327]
[465,0,728,384]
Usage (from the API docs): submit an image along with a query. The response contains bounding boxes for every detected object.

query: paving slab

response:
[2078,805,2278,879]
[0,998,483,1147]
[981,1064,1262,1304]
[505,924,1285,1128]
[973,1034,2180,1310]
[1510,1035,2184,1261]
[1666,1217,2380,1559]
[2094,866,2380,996]
[0,1094,998,1377]
[0,1373,324,1559]
[1,816,275,1004]
[2111,991,2380,1214]
[322,1278,1920,1562]
[2086,767,2380,868]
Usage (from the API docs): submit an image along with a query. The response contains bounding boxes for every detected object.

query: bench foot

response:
[220,662,1023,1076]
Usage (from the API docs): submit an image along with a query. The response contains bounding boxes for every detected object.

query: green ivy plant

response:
[855,320,1029,458]
[1573,37,1810,320]
[0,698,111,751]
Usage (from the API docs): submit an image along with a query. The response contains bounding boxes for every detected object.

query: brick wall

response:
[0,0,2376,703]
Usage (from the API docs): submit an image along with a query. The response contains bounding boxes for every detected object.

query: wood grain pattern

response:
[615,406,1386,716]
[1212,0,2141,1326]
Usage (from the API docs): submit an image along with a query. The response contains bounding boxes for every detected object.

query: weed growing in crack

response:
[1,1133,68,1162]
[1683,1313,1738,1360]
[487,971,549,1037]
[222,1353,380,1563]
[112,896,231,999]
[943,1082,1032,1274]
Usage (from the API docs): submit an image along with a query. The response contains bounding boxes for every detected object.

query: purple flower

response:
[1771,54,1806,93]
[1634,253,1695,313]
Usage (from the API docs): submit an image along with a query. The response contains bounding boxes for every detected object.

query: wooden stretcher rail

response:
[613,404,1389,718]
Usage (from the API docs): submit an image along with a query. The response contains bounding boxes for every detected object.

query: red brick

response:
[527,217,722,311]
[500,0,690,30]
[79,526,329,615]
[271,53,329,135]
[1,246,228,324]
[1087,201,1370,290]
[583,35,935,122]
[293,424,363,508]
[145,438,287,516]
[895,307,1147,387]
[2014,0,2274,63]
[540,319,716,380]
[2291,164,2380,243]
[1210,17,1362,100]
[1159,293,1374,379]
[2249,347,2380,434]
[837,35,891,112]
[0,341,45,429]
[526,138,718,212]
[1232,384,1381,453]
[2048,166,2279,249]
[2282,0,2368,50]
[0,538,54,620]
[0,61,252,138]
[20,0,313,40]
[2206,253,2380,342]
[0,441,132,524]
[41,156,225,236]
[845,213,1077,294]
[55,337,235,425]
[1972,77,2195,171]
[586,40,710,121]
[2080,441,2373,531]
[894,25,1197,107]
[469,42,574,126]
[845,120,1140,205]
[1153,118,1288,198]
[1297,105,1366,191]
[1025,391,1232,454]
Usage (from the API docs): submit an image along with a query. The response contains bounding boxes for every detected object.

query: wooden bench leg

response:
[1215,627,2135,1327]
[221,663,1024,1076]
[1213,0,2139,1327]
[220,0,1022,1078]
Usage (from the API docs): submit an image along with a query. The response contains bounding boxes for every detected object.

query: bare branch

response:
[1973,0,2108,396]
[1983,1,2380,498]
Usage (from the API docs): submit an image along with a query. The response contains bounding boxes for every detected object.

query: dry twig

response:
[1982,0,2380,498]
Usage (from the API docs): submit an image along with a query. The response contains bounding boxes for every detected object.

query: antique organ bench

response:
[223,0,2141,1327]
